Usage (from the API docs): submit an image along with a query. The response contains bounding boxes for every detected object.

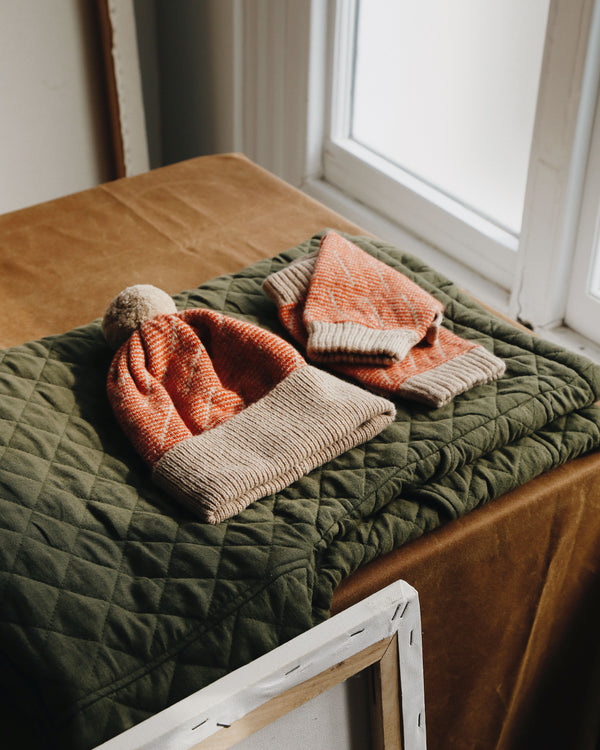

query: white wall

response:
[0,0,112,214]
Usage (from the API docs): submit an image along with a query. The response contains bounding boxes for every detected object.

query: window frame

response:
[322,0,597,326]
[511,0,598,329]
[323,0,521,290]
[238,0,600,351]
[564,0,600,341]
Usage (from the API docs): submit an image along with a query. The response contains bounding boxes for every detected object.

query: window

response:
[317,0,600,350]
[238,0,600,353]
[350,0,548,237]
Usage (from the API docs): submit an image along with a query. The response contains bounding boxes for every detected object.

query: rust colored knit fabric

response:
[107,308,305,466]
[263,232,505,407]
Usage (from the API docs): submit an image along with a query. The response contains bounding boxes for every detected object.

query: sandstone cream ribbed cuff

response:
[398,345,506,408]
[152,365,395,524]
[305,320,421,364]
[262,254,315,306]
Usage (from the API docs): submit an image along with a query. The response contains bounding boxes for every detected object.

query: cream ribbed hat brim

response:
[305,320,421,364]
[152,365,395,524]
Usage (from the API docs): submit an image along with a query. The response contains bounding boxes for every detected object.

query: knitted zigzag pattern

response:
[263,231,506,408]
[108,308,305,466]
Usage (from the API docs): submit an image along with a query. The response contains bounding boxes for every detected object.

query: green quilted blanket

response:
[2,234,600,749]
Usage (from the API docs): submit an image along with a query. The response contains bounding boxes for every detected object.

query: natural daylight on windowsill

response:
[305,0,600,367]
[303,174,600,367]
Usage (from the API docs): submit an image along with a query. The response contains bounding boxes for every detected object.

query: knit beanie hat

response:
[103,285,395,524]
[303,236,444,364]
[263,231,505,408]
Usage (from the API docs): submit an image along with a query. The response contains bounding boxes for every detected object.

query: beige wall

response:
[0,0,112,214]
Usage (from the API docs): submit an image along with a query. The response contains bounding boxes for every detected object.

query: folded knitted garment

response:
[263,231,506,407]
[104,291,395,523]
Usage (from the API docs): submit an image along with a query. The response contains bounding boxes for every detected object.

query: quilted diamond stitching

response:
[1,234,600,750]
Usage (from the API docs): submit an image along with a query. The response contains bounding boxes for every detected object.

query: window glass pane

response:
[351,0,549,235]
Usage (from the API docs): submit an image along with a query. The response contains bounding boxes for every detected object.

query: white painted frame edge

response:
[323,0,599,330]
[564,0,600,340]
[93,580,426,750]
[510,0,596,326]
[105,0,150,176]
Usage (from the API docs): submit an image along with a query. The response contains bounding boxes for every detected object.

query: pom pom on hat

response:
[103,284,177,349]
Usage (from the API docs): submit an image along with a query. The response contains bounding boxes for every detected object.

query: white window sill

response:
[303,177,600,365]
[535,325,600,364]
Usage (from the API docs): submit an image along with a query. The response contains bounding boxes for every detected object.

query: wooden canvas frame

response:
[96,0,149,178]
[96,580,426,750]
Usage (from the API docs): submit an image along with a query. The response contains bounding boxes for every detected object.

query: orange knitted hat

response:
[263,232,505,407]
[103,287,395,523]
[303,231,444,363]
